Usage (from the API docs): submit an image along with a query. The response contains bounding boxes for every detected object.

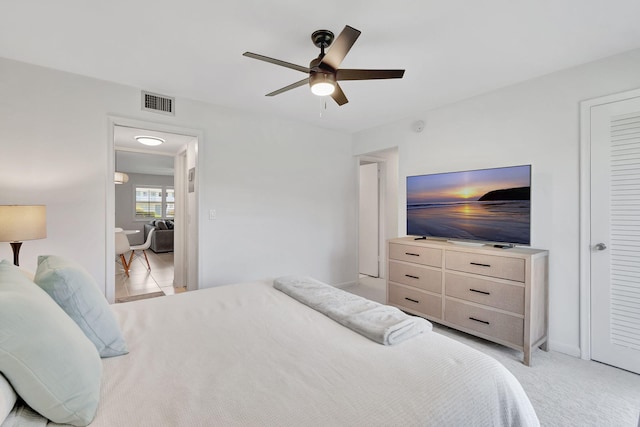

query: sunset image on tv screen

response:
[406,165,531,245]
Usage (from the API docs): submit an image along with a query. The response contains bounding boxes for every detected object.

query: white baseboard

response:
[548,340,581,358]
[334,280,357,289]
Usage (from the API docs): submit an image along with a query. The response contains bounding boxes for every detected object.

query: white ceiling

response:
[114,126,193,176]
[2,1,640,133]
[115,150,174,176]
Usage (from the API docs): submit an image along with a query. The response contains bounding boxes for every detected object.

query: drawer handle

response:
[469,288,490,295]
[405,274,420,280]
[405,252,420,257]
[469,317,490,325]
[405,297,420,304]
[470,262,491,268]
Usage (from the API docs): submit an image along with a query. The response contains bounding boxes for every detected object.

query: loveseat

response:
[143,220,174,253]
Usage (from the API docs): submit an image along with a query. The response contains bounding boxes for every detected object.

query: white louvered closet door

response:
[590,96,640,374]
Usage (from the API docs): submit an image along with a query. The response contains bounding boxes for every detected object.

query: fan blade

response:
[265,78,309,97]
[320,25,361,70]
[336,69,405,81]
[243,52,310,74]
[330,83,348,106]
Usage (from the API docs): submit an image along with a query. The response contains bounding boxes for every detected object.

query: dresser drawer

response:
[445,251,525,282]
[389,243,442,267]
[445,272,524,314]
[389,261,441,294]
[388,283,441,319]
[445,298,523,346]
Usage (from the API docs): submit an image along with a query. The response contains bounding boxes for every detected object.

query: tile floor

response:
[115,250,185,301]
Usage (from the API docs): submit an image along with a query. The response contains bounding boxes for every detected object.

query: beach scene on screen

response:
[407,165,531,244]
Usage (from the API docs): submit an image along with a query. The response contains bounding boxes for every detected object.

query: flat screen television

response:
[406,165,531,245]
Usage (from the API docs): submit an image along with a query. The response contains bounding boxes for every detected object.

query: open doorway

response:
[359,161,380,278]
[346,147,398,304]
[106,118,200,303]
[114,147,181,301]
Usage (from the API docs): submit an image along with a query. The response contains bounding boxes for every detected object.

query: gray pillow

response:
[34,255,128,358]
[156,220,168,230]
[0,259,101,426]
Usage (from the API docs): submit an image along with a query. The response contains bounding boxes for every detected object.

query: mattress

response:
[47,280,538,426]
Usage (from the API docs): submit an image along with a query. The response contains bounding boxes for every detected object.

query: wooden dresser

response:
[387,237,548,366]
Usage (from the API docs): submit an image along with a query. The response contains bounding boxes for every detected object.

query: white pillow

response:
[34,255,128,358]
[0,373,17,424]
[0,259,101,426]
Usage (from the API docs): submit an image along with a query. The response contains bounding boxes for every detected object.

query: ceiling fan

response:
[243,25,405,106]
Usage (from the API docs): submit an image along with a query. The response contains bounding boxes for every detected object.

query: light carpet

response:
[433,324,640,427]
[345,278,640,427]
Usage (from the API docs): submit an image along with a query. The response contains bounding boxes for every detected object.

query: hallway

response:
[115,251,185,302]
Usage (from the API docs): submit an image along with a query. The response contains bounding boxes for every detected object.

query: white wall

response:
[185,140,198,290]
[371,148,399,243]
[353,48,640,356]
[115,172,174,245]
[0,57,357,291]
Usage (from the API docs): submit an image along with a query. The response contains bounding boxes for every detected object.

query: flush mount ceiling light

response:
[135,135,165,146]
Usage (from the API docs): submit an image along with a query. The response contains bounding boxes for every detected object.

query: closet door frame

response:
[579,87,640,361]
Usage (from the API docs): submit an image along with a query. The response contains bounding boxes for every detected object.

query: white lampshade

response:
[114,172,129,184]
[0,205,47,242]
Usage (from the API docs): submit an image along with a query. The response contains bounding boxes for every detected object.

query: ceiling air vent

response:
[141,91,175,115]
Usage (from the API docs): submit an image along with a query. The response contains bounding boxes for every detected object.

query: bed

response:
[0,259,539,427]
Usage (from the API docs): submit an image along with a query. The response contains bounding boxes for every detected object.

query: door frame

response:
[358,161,381,277]
[106,116,203,303]
[173,149,188,288]
[356,155,387,281]
[578,87,640,360]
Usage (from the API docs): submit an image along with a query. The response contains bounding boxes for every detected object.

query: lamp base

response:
[10,241,22,266]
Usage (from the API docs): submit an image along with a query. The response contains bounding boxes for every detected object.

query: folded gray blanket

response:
[273,276,432,345]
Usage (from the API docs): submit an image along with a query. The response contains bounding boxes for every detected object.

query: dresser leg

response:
[539,340,549,352]
[523,348,531,367]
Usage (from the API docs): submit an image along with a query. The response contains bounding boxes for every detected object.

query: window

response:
[135,186,174,220]
[165,188,175,218]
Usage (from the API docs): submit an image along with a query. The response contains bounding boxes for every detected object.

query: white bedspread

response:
[48,280,538,426]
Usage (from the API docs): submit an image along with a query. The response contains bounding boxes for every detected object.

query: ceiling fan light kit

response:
[243,25,405,106]
[310,72,336,96]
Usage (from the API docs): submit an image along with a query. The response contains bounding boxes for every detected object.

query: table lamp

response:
[0,205,47,266]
